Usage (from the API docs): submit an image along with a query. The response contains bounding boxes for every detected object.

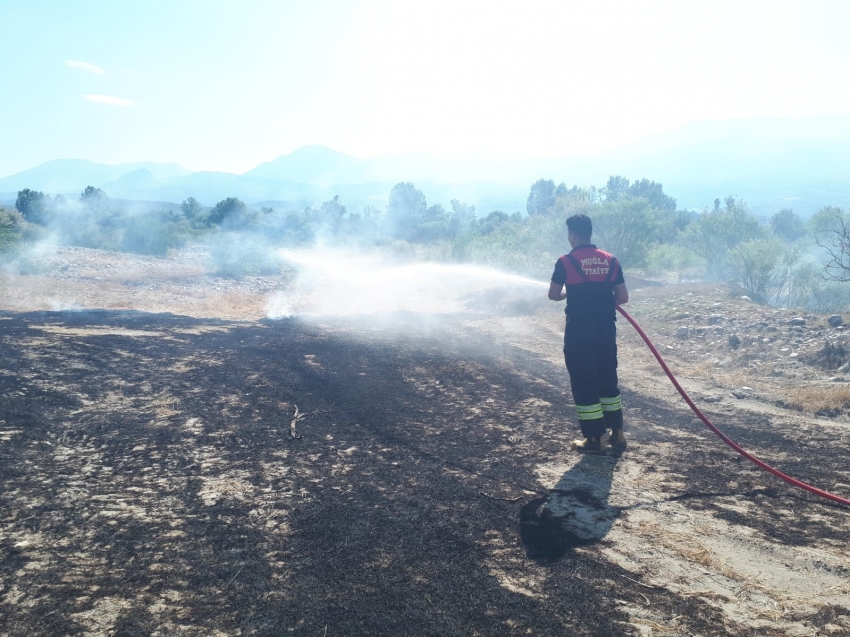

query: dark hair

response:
[566,214,592,240]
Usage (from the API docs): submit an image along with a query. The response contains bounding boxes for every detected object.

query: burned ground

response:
[1,248,850,636]
[2,305,849,636]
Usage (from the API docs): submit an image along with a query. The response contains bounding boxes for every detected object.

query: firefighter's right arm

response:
[548,281,566,301]
[549,260,567,301]
[613,283,629,306]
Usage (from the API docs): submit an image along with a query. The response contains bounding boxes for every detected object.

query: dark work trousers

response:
[563,317,623,439]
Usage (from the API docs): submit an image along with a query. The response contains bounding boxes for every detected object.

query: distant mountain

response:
[100,168,157,192]
[0,159,191,197]
[245,146,369,185]
[239,116,850,214]
[4,116,850,215]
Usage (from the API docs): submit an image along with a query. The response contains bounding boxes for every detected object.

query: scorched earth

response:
[1,246,849,637]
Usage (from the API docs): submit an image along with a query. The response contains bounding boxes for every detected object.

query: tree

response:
[345,205,382,236]
[552,185,598,219]
[180,197,208,228]
[315,195,347,227]
[526,179,556,216]
[627,179,676,212]
[647,244,703,283]
[656,209,699,243]
[15,189,47,224]
[121,213,172,255]
[810,206,850,282]
[673,209,698,232]
[80,186,108,207]
[424,203,447,222]
[476,210,510,235]
[604,176,630,202]
[681,199,762,277]
[593,197,665,267]
[726,238,799,304]
[0,207,26,251]
[180,197,203,219]
[786,263,850,313]
[386,182,426,239]
[448,199,476,238]
[770,208,806,242]
[408,204,450,243]
[298,195,349,237]
[208,197,247,226]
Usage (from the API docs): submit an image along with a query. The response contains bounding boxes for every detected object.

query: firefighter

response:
[548,214,629,454]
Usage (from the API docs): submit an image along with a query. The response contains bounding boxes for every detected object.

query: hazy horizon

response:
[5,112,850,216]
[4,111,850,180]
[2,0,850,177]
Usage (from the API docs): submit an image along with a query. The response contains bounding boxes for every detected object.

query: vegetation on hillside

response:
[0,205,42,254]
[5,175,850,312]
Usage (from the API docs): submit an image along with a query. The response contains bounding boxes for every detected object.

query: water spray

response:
[271,247,548,317]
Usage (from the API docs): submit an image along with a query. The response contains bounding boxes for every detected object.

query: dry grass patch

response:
[149,391,181,418]
[0,273,272,320]
[627,520,837,624]
[0,275,112,311]
[638,521,739,581]
[190,289,267,319]
[678,360,719,382]
[785,384,850,413]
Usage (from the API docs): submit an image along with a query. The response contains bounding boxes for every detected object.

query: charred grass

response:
[1,310,847,636]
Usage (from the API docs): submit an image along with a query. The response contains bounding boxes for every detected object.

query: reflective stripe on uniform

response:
[600,396,622,412]
[576,403,604,420]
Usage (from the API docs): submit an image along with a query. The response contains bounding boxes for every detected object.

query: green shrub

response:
[0,207,25,252]
[121,214,171,255]
[208,235,283,276]
[646,244,705,282]
[726,238,798,304]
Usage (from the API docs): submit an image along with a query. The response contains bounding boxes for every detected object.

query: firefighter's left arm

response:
[613,282,629,305]
[548,281,566,301]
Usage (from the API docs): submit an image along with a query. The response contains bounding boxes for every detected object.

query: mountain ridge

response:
[3,115,850,215]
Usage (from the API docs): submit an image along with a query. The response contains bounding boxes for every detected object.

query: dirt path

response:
[1,250,849,636]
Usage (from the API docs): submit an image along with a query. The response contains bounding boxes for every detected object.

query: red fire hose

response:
[617,306,850,507]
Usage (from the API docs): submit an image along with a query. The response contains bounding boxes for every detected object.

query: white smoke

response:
[265,292,295,319]
[48,299,86,312]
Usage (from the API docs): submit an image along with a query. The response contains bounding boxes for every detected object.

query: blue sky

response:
[2,0,850,177]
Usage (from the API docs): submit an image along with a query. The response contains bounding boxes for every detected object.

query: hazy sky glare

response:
[1,0,849,177]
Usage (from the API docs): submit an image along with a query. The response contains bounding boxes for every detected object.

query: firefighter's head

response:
[566,214,592,247]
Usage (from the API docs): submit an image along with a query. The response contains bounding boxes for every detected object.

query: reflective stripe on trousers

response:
[576,403,604,420]
[600,395,622,411]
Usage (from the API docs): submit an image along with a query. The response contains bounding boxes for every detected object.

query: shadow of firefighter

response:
[520,453,621,564]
